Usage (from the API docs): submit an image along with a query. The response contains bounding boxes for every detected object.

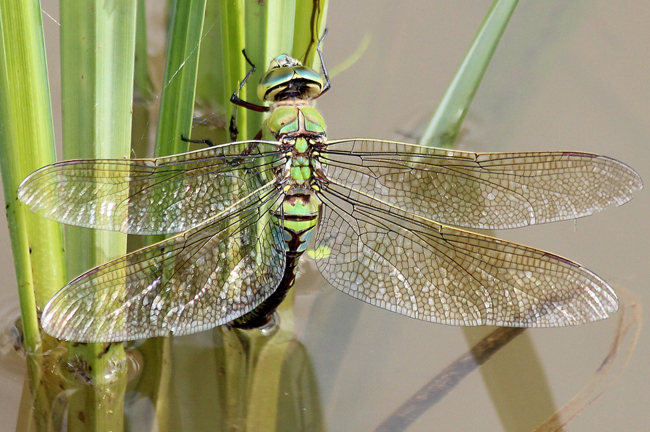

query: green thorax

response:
[263,105,325,140]
[262,101,326,186]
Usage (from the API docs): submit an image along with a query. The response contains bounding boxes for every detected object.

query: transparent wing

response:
[322,139,643,229]
[41,182,286,342]
[18,140,282,235]
[314,180,618,327]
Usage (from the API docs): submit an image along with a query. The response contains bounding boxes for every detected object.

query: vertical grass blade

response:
[0,1,66,315]
[154,0,207,157]
[131,0,154,159]
[193,1,227,144]
[419,0,519,148]
[0,1,66,430]
[220,0,247,143]
[59,1,137,430]
[60,0,136,274]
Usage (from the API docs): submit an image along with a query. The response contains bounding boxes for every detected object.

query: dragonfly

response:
[18,39,642,343]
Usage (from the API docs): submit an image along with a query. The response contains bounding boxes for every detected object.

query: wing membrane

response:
[323,139,643,229]
[315,180,618,327]
[18,140,282,235]
[41,182,285,342]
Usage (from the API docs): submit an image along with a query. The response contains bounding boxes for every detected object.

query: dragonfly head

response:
[257,54,324,102]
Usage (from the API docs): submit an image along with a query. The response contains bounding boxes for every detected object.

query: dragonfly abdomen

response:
[278,192,320,253]
[232,192,319,329]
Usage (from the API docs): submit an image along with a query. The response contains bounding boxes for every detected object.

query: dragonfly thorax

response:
[265,103,327,189]
[263,105,326,140]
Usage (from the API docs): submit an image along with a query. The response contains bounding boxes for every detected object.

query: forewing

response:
[323,139,643,229]
[315,181,618,327]
[41,182,286,342]
[18,140,281,234]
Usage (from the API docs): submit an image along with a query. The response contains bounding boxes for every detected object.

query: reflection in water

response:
[374,327,526,432]
[13,288,638,432]
[371,290,640,432]
[532,289,641,432]
[0,220,641,431]
[17,299,326,432]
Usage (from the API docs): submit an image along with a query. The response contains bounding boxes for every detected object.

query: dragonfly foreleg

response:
[229,50,271,141]
[180,134,246,167]
[180,134,215,147]
[229,50,270,114]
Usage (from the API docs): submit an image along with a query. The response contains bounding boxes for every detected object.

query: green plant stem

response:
[0,1,67,430]
[220,0,247,141]
[131,0,154,160]
[59,1,137,430]
[61,0,135,276]
[0,0,66,317]
[193,0,227,144]
[144,2,207,431]
[419,0,519,148]
[154,0,207,157]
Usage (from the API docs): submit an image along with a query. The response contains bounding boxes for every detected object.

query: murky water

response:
[1,1,648,431]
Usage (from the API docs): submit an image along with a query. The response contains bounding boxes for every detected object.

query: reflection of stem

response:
[532,289,641,432]
[374,327,524,432]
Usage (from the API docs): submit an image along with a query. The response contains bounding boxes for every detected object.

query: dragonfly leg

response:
[317,29,331,95]
[229,50,270,141]
[180,134,245,167]
[229,115,239,141]
[228,139,264,166]
[228,111,261,142]
[180,134,215,147]
[229,50,270,113]
[181,134,244,166]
